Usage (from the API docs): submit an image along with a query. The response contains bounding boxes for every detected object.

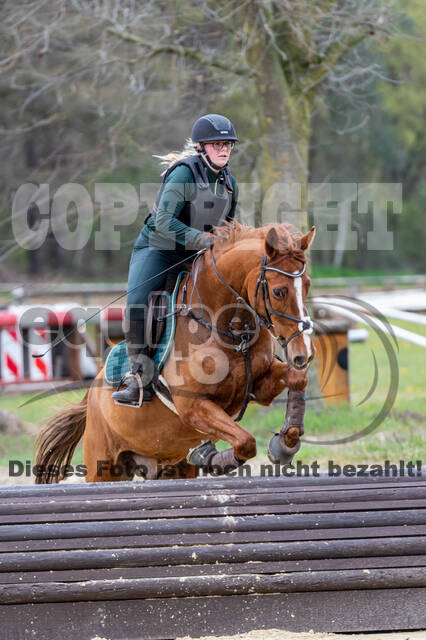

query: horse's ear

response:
[298,226,316,252]
[265,227,280,258]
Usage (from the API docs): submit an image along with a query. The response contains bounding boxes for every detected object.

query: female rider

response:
[112,114,239,407]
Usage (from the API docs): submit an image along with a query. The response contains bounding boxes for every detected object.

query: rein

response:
[176,246,313,422]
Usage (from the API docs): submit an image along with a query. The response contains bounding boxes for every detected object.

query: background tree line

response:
[0,0,424,282]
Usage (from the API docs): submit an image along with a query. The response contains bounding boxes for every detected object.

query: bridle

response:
[254,253,313,355]
[174,246,313,422]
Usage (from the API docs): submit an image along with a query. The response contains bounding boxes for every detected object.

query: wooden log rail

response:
[0,473,425,639]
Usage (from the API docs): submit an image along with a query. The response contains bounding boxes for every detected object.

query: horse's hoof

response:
[267,433,301,465]
[209,448,245,474]
[186,440,217,467]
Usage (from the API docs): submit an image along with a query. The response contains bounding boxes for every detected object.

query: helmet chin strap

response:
[198,142,228,172]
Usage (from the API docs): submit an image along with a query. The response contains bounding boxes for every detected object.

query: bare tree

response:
[1,0,393,176]
[0,0,394,275]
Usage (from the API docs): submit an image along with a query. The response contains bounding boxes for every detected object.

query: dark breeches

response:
[126,246,180,319]
[125,246,187,347]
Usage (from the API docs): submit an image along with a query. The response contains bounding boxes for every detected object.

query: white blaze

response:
[293,272,312,359]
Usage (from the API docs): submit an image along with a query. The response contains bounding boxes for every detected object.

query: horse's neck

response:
[193,244,262,315]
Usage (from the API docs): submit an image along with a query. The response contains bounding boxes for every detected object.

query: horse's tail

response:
[34,391,89,484]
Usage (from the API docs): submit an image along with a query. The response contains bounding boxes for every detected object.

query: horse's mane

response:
[212,221,307,263]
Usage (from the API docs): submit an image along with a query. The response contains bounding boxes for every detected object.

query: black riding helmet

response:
[191,114,239,143]
[191,114,238,171]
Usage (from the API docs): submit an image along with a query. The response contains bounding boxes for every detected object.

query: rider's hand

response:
[195,232,215,250]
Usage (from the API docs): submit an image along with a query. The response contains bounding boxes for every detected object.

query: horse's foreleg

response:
[252,358,308,405]
[178,398,257,470]
[252,359,308,458]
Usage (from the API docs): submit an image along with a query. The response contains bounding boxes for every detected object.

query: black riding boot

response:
[112,320,155,407]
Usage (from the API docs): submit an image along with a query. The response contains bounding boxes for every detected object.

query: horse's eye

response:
[273,288,286,300]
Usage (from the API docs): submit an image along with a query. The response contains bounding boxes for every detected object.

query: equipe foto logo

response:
[301,295,400,445]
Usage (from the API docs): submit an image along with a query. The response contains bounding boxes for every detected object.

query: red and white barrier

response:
[27,327,53,381]
[1,326,24,382]
[0,307,55,384]
[0,303,125,385]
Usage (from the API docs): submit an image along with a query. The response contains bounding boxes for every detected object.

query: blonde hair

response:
[153,138,198,175]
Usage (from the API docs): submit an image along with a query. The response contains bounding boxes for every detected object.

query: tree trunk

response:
[247,32,312,230]
[246,34,322,411]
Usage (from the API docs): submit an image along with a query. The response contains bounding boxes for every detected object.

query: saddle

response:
[104,267,188,415]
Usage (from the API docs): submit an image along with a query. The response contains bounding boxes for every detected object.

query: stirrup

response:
[112,371,143,409]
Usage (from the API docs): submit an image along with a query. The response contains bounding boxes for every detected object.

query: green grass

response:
[311,265,413,278]
[0,388,86,468]
[0,388,86,425]
[0,318,424,473]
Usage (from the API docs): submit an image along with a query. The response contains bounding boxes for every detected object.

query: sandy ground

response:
[177,632,426,640]
[91,632,426,640]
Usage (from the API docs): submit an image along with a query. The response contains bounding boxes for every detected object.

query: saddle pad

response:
[104,270,187,386]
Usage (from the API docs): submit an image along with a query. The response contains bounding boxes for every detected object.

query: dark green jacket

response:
[135,155,238,255]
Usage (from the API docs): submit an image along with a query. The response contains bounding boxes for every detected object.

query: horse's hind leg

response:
[83,391,125,482]
[177,397,257,471]
[83,431,117,482]
[157,459,198,480]
[175,459,198,478]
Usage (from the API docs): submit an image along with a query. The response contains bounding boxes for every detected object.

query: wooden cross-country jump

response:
[0,471,425,639]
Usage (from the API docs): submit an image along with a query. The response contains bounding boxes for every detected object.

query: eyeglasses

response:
[208,141,235,151]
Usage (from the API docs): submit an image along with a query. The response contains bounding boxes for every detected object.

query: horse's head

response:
[253,225,316,370]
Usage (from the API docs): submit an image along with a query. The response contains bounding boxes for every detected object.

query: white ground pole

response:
[313,297,426,348]
[373,307,426,326]
[324,297,426,327]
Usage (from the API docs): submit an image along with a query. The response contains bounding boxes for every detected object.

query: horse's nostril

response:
[293,355,307,368]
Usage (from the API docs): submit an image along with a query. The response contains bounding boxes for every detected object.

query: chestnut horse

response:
[35,223,315,483]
